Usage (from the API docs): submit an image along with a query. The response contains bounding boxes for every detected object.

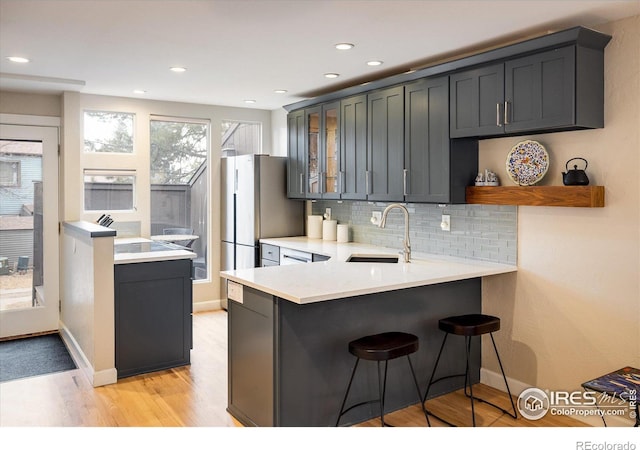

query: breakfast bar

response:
[221,239,516,426]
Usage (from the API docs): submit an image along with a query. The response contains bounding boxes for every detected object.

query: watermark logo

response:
[517,387,550,420]
[517,386,636,421]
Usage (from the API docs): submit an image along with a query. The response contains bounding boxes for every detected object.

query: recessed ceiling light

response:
[133,89,146,94]
[274,89,288,94]
[244,99,256,104]
[367,60,383,66]
[6,56,30,63]
[170,66,187,73]
[335,43,354,50]
[324,73,340,79]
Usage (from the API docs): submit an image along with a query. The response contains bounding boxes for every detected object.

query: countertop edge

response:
[63,220,116,238]
[220,264,517,304]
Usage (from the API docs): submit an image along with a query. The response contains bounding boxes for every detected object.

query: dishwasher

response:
[279,247,312,265]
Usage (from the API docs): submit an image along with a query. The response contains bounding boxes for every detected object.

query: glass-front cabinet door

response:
[305,102,341,199]
[306,107,320,198]
[322,102,340,199]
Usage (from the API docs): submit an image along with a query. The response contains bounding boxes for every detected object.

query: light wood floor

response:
[0,310,584,427]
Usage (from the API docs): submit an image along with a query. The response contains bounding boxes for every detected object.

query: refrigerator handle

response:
[234,169,239,194]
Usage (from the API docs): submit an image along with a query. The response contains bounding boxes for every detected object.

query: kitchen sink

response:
[346,254,399,263]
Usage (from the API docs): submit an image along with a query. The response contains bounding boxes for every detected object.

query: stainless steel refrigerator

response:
[221,154,304,309]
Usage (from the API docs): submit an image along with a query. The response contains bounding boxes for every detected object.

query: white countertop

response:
[220,237,517,304]
[114,237,196,264]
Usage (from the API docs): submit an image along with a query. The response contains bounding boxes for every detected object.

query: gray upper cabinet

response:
[450,45,604,138]
[286,110,305,199]
[286,27,610,203]
[404,76,451,203]
[340,95,367,200]
[504,46,575,133]
[367,85,405,202]
[450,63,505,138]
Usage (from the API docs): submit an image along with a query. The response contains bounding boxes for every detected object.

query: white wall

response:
[480,15,639,396]
[271,108,288,157]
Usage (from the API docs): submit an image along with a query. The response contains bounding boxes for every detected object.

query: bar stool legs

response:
[335,332,430,427]
[423,315,518,427]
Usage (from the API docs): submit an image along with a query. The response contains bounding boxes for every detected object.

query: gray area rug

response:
[0,333,77,383]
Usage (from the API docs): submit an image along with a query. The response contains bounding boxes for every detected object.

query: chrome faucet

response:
[379,203,411,263]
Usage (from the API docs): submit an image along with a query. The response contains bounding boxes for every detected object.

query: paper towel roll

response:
[322,220,337,241]
[337,224,349,243]
[307,215,323,239]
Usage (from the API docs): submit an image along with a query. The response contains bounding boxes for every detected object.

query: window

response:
[0,160,20,187]
[221,120,262,155]
[83,169,136,211]
[150,117,209,280]
[84,111,134,153]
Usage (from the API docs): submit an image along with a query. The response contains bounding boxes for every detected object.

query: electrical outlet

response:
[371,211,382,225]
[324,207,332,220]
[441,214,451,231]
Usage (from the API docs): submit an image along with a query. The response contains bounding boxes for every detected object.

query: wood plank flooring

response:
[0,310,584,428]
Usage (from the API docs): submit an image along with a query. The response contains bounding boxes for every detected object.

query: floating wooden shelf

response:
[466,186,605,207]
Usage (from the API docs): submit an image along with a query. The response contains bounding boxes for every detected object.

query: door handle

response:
[365,170,371,195]
[340,171,345,194]
[234,169,238,194]
[403,169,408,196]
[299,173,304,194]
[504,101,510,125]
[496,103,502,127]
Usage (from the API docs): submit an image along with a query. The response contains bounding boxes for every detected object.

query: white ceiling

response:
[1,0,638,111]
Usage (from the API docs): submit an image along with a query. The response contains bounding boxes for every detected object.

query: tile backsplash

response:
[311,201,517,264]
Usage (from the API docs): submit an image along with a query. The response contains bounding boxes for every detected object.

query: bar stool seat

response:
[423,314,517,426]
[336,331,430,427]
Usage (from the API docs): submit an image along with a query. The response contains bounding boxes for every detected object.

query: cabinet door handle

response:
[365,170,371,195]
[299,173,304,194]
[504,101,510,125]
[403,169,408,196]
[340,171,345,194]
[496,103,502,127]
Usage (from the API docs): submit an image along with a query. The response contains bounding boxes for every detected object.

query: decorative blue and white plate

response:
[505,140,549,186]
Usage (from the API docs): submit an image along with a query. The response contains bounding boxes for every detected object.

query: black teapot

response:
[562,157,590,186]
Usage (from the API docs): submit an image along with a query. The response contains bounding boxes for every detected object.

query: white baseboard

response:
[193,299,222,312]
[59,321,117,387]
[481,368,635,427]
[93,368,118,387]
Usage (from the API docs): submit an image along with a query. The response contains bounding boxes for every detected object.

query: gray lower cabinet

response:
[260,243,280,267]
[114,259,193,378]
[227,285,274,427]
[450,45,605,138]
[227,279,482,426]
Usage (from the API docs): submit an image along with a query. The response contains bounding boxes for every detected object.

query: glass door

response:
[306,107,320,197]
[322,103,340,198]
[0,124,59,338]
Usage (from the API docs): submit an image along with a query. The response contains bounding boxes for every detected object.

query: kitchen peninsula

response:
[220,238,516,426]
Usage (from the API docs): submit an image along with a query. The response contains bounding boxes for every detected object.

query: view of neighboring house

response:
[0,140,41,271]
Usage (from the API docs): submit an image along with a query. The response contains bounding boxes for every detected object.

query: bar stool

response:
[335,331,431,427]
[423,314,517,426]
